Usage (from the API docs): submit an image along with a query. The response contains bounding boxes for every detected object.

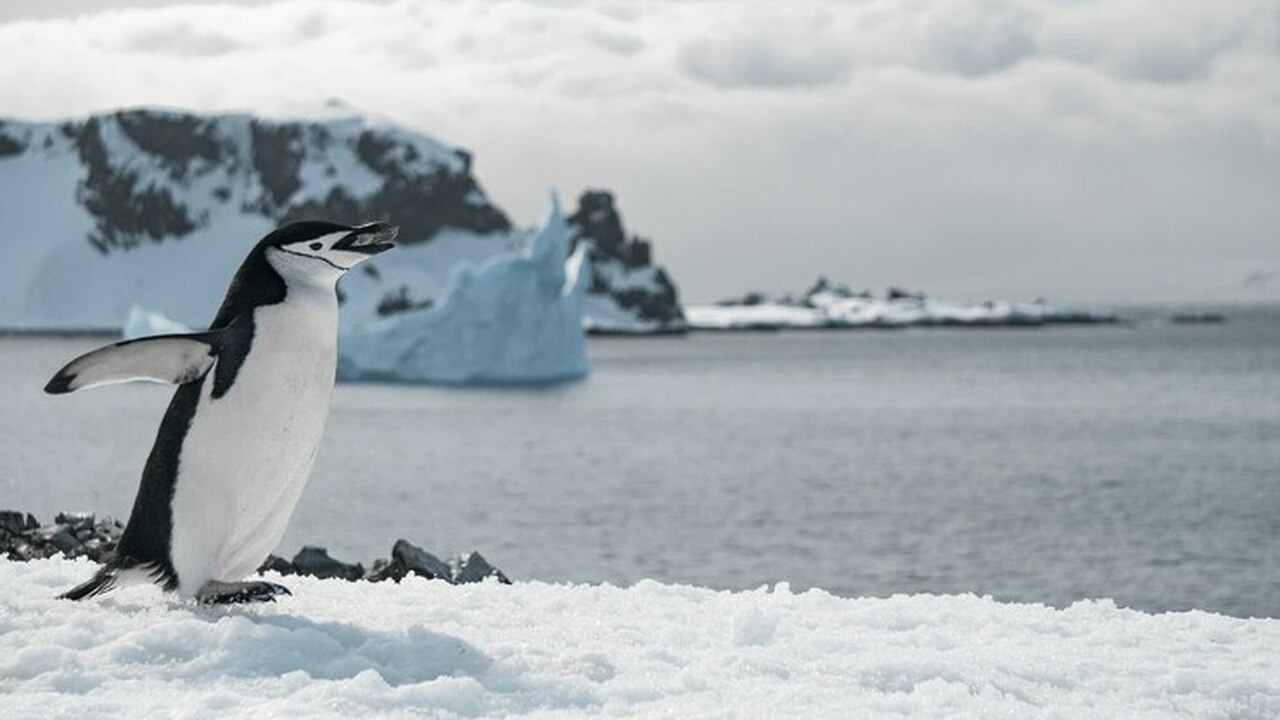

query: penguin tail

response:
[59,564,118,601]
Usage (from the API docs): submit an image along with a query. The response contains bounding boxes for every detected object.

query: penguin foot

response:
[196,580,292,605]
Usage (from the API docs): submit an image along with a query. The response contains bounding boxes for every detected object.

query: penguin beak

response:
[338,222,399,255]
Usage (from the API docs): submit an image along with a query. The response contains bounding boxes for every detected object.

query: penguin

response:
[47,220,397,604]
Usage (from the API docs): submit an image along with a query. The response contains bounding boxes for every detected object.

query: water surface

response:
[3,310,1277,617]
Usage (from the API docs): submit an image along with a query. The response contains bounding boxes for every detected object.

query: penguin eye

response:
[309,242,323,251]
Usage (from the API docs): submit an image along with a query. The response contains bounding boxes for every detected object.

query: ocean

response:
[3,306,1277,618]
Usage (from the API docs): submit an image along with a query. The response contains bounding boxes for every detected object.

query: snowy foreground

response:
[3,559,1277,719]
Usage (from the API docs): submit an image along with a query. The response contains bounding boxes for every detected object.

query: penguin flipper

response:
[45,332,222,394]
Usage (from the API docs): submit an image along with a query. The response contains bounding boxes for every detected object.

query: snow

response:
[0,111,474,331]
[688,293,1118,331]
[3,557,1277,720]
[684,303,833,330]
[581,294,668,335]
[338,196,590,385]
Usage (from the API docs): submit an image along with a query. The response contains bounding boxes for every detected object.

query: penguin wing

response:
[44,332,222,394]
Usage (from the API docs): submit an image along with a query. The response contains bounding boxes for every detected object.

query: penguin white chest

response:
[169,295,338,592]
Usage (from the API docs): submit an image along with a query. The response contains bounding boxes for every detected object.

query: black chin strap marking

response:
[277,246,350,272]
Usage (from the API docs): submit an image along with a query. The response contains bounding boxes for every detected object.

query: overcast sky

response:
[1,0,1277,303]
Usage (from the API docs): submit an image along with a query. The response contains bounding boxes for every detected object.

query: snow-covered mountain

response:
[0,109,673,334]
[567,191,686,334]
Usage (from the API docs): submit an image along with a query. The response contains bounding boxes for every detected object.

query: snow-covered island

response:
[3,557,1276,718]
[687,279,1119,331]
[0,109,682,337]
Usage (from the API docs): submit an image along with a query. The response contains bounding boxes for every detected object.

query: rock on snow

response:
[2,558,1277,719]
[337,196,590,385]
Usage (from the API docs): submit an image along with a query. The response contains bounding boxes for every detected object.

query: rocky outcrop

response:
[1,510,122,563]
[1,109,691,336]
[2,510,510,586]
[567,190,686,334]
[29,108,511,254]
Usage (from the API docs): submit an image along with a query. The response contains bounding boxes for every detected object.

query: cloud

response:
[677,36,849,89]
[0,0,1277,302]
[115,20,244,56]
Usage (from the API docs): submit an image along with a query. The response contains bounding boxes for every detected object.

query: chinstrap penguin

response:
[47,221,397,604]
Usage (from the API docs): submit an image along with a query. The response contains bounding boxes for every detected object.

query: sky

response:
[0,0,1277,303]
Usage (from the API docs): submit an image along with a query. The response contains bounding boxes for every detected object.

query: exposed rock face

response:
[49,109,512,253]
[0,110,688,337]
[0,108,514,330]
[567,190,686,334]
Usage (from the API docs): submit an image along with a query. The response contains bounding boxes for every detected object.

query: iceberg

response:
[121,304,193,340]
[337,196,590,385]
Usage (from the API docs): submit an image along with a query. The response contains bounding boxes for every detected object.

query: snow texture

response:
[2,557,1277,719]
[338,196,590,385]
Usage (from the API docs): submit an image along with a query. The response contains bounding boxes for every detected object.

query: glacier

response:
[337,197,590,385]
[3,557,1277,720]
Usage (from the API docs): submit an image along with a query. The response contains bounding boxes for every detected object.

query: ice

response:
[122,304,193,340]
[3,557,1277,719]
[337,195,590,385]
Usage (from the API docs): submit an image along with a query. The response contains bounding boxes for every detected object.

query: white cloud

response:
[0,0,1278,301]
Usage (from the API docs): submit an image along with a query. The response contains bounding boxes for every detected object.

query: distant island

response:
[686,278,1119,331]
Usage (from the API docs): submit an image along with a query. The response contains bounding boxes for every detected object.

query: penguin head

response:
[262,221,399,284]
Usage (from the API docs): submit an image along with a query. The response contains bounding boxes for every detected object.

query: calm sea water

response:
[3,308,1278,617]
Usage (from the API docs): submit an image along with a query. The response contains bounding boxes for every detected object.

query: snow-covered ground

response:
[3,558,1276,720]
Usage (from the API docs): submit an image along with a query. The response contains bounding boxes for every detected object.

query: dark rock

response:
[887,287,926,301]
[365,539,453,583]
[291,545,364,581]
[450,551,512,585]
[48,528,82,554]
[0,122,25,157]
[5,509,513,589]
[567,190,686,329]
[74,114,200,253]
[55,511,95,532]
[281,130,510,244]
[31,108,511,255]
[375,286,433,318]
[0,510,37,534]
[394,539,453,581]
[257,554,296,576]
